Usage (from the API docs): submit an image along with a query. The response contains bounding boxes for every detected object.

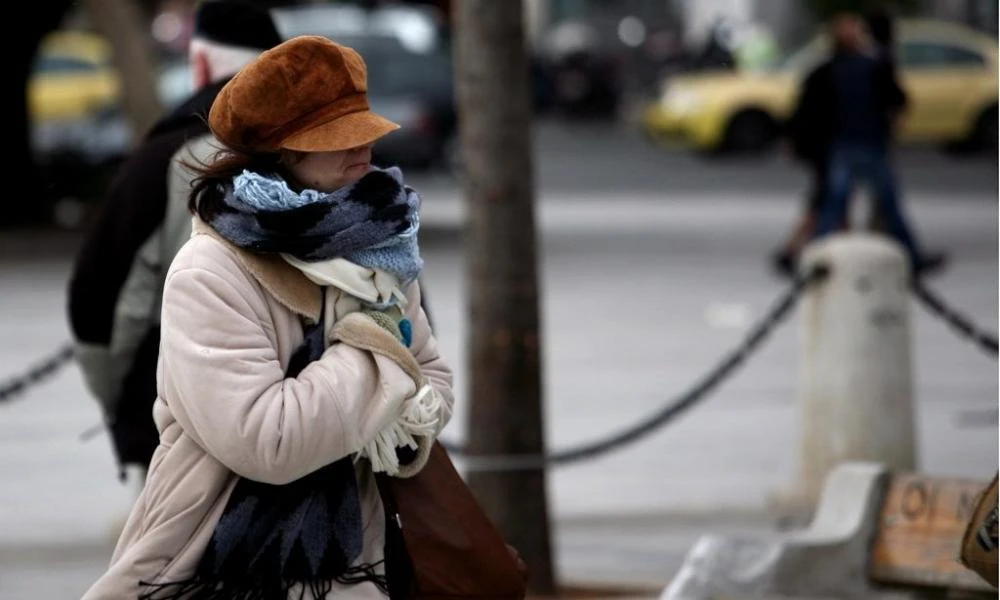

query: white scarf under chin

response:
[282,254,409,309]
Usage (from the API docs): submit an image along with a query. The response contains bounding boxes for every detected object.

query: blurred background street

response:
[3,117,996,597]
[3,0,999,598]
[19,0,999,228]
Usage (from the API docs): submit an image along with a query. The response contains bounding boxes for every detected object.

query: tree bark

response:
[83,0,163,145]
[453,0,555,594]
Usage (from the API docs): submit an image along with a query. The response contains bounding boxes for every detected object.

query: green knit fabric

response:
[362,309,403,343]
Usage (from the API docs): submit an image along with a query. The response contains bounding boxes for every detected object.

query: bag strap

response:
[375,473,417,600]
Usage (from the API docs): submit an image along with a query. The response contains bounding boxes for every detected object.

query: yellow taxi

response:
[29,30,122,123]
[641,19,998,155]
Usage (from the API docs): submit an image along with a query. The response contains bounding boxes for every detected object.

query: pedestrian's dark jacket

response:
[785,50,907,163]
[67,79,229,472]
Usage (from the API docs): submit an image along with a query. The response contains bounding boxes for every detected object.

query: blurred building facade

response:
[926,0,998,34]
[518,0,997,120]
[525,0,998,49]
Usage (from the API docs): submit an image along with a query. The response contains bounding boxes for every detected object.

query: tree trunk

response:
[83,0,163,145]
[453,0,555,594]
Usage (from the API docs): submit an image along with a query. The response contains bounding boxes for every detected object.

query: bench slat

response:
[869,473,994,592]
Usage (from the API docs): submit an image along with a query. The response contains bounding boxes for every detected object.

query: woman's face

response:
[283,144,373,192]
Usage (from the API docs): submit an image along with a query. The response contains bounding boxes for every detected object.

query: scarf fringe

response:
[359,385,439,475]
[138,323,384,600]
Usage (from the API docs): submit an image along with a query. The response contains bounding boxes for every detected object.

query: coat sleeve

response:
[404,280,454,434]
[786,65,827,162]
[159,265,421,485]
[386,280,454,477]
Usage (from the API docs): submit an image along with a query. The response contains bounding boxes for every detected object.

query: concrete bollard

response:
[791,232,917,512]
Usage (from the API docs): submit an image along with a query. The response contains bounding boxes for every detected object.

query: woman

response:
[82,35,454,599]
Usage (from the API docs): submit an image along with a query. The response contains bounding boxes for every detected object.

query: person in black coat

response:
[773,12,943,276]
[67,1,285,481]
[771,32,837,275]
[809,13,943,274]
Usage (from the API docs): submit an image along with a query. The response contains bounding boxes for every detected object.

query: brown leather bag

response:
[376,441,528,599]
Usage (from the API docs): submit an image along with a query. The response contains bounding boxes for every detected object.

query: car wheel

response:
[52,196,88,230]
[723,110,777,154]
[972,106,998,154]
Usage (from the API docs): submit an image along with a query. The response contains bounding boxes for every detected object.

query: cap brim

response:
[279,110,400,152]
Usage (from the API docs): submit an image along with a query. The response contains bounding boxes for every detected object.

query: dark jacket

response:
[67,80,229,471]
[785,50,907,164]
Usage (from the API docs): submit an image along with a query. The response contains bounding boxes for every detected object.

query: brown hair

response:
[185,149,284,222]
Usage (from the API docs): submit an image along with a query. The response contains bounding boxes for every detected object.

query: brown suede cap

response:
[209,35,399,153]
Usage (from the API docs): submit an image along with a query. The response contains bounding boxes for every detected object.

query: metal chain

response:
[912,280,998,357]
[440,266,830,472]
[15,269,991,473]
[0,342,75,404]
[5,269,991,473]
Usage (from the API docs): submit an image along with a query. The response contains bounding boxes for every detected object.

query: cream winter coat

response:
[82,218,454,599]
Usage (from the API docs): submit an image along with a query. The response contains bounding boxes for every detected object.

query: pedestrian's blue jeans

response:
[815,141,921,261]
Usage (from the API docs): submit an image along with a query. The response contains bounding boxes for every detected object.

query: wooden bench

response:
[870,472,994,594]
[662,463,995,599]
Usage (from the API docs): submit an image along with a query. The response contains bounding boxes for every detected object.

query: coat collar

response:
[191,218,323,320]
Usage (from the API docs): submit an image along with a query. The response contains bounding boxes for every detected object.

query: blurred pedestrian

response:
[67,0,284,486]
[693,17,737,71]
[773,91,832,274]
[864,4,899,235]
[82,34,454,599]
[811,14,944,274]
[772,24,839,275]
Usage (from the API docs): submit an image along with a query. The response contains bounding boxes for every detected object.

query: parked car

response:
[538,18,623,119]
[272,3,457,171]
[640,19,999,156]
[29,30,120,123]
[29,30,128,168]
[29,30,205,227]
[536,4,685,120]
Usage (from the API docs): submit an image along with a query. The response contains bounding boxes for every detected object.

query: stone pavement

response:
[0,190,996,599]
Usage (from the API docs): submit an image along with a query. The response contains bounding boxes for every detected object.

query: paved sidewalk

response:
[0,510,775,599]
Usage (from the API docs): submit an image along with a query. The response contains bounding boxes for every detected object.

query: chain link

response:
[0,342,75,404]
[6,268,991,473]
[440,266,829,472]
[912,281,998,357]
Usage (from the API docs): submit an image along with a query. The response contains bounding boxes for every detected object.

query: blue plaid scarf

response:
[211,165,423,289]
